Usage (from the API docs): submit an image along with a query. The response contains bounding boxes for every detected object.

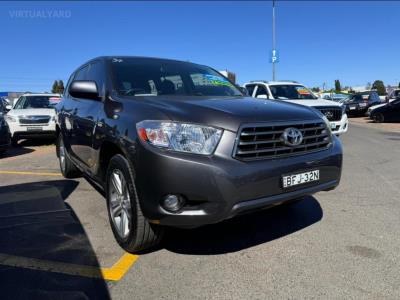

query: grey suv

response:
[56,56,342,252]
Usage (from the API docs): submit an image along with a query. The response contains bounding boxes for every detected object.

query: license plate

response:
[282,170,319,188]
[27,127,43,131]
[330,123,336,129]
[349,106,356,110]
[359,103,367,107]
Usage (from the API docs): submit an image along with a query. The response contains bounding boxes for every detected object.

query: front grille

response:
[316,107,342,121]
[234,121,331,161]
[19,115,51,125]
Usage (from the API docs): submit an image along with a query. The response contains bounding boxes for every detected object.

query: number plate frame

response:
[282,170,320,188]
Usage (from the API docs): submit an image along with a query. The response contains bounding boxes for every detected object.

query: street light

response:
[272,0,276,81]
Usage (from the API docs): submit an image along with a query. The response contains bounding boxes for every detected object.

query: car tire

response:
[373,113,384,123]
[106,154,164,253]
[57,134,82,178]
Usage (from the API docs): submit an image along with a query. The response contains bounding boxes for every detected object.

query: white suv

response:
[244,81,348,135]
[5,93,61,145]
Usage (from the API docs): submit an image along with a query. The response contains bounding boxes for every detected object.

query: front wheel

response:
[106,154,164,252]
[373,113,385,123]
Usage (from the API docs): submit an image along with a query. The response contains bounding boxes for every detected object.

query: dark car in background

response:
[343,91,381,116]
[56,56,342,252]
[370,97,400,123]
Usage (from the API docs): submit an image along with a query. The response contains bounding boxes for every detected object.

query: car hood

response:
[8,108,56,117]
[128,96,320,132]
[368,103,385,111]
[281,98,342,108]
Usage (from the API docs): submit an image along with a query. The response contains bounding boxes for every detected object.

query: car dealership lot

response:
[0,123,399,299]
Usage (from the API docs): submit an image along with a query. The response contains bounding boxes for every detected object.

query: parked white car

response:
[244,81,348,135]
[5,93,61,145]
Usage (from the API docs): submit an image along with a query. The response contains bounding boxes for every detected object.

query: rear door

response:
[69,61,105,168]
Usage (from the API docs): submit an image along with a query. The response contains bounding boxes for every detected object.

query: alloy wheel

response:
[109,169,132,239]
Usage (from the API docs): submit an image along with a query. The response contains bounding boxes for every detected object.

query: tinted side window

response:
[86,61,105,95]
[245,84,256,96]
[64,73,75,97]
[255,85,268,97]
[74,66,89,81]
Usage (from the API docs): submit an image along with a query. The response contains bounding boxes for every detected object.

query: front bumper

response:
[132,131,343,228]
[330,114,348,135]
[8,122,56,139]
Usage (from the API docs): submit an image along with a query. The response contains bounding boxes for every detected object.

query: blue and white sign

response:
[270,49,279,63]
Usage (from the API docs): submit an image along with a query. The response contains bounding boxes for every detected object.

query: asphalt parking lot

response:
[0,121,399,299]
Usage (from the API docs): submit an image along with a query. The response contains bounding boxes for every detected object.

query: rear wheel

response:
[57,134,81,178]
[373,113,385,123]
[106,154,164,252]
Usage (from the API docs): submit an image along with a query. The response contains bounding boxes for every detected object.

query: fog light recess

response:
[161,195,185,212]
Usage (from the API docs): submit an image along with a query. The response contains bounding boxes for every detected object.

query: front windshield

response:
[110,58,242,97]
[269,85,317,100]
[14,95,60,109]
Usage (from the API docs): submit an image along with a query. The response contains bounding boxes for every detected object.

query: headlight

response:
[137,120,223,155]
[5,115,17,122]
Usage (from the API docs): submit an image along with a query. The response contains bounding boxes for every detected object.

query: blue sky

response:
[1,1,399,92]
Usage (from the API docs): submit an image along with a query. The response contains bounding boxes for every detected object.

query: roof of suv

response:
[246,80,300,85]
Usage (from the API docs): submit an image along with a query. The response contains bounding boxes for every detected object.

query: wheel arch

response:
[97,140,127,182]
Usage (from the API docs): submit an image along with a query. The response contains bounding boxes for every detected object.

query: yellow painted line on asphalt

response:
[0,252,139,281]
[0,170,62,176]
[101,253,139,281]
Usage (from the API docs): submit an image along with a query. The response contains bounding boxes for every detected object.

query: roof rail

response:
[249,80,299,84]
[278,80,299,83]
[249,80,269,83]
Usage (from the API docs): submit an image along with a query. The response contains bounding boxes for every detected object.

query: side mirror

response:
[256,94,269,99]
[5,105,12,111]
[69,81,99,100]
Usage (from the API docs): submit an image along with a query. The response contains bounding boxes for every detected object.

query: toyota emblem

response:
[282,127,303,146]
[324,111,334,119]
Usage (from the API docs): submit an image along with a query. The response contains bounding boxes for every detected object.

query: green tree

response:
[334,80,341,92]
[57,80,65,94]
[372,80,386,95]
[51,80,58,93]
[311,87,320,92]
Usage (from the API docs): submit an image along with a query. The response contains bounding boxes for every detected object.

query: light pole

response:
[272,0,276,81]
